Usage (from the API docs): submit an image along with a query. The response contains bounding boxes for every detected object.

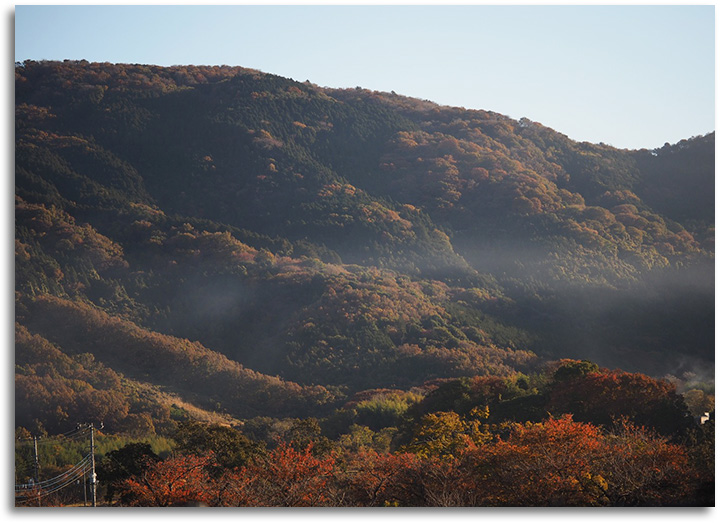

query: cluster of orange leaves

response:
[117,416,701,507]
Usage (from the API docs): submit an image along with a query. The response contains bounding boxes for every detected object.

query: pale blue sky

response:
[14,4,715,150]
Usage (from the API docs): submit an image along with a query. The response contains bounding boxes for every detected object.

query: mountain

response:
[14,60,714,436]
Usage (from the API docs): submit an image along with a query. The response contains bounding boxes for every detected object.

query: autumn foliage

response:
[14,61,713,507]
[111,413,706,507]
[548,369,694,436]
[466,415,698,506]
[119,453,215,507]
[219,442,337,506]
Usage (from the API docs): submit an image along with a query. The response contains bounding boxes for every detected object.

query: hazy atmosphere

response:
[13,2,717,510]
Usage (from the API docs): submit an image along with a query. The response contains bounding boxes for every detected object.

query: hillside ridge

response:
[14,60,714,436]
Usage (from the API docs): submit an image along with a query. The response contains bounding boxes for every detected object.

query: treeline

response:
[108,417,709,507]
[20,359,712,507]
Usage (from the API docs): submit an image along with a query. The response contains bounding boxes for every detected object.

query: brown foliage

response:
[21,295,334,419]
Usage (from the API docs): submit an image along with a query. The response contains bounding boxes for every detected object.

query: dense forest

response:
[14,60,714,506]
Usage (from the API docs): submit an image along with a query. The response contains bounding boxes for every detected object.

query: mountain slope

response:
[14,61,714,434]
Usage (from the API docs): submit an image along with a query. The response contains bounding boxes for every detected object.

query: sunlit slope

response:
[15,61,714,433]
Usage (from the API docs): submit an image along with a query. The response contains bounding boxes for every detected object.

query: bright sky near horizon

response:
[14,3,715,150]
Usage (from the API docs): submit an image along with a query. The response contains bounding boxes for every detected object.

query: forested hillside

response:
[15,61,714,506]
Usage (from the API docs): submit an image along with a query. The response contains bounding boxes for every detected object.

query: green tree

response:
[172,421,264,471]
[97,442,160,504]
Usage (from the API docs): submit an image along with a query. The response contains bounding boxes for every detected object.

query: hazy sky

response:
[14,3,715,150]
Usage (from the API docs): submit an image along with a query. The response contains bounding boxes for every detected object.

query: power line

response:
[15,422,102,506]
[15,454,92,504]
[16,424,90,443]
[15,455,91,490]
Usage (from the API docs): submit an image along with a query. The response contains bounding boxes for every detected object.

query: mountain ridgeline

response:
[15,60,714,435]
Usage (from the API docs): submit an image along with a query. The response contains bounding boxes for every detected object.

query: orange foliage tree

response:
[339,450,481,507]
[468,415,609,506]
[217,442,338,507]
[115,417,702,507]
[465,415,700,506]
[597,421,699,506]
[118,453,215,507]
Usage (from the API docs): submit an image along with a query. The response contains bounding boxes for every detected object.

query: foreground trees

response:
[468,416,699,506]
[19,360,711,507]
[113,415,709,507]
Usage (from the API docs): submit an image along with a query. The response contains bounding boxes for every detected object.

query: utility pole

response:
[83,466,87,507]
[33,435,40,507]
[32,436,40,484]
[89,423,97,507]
